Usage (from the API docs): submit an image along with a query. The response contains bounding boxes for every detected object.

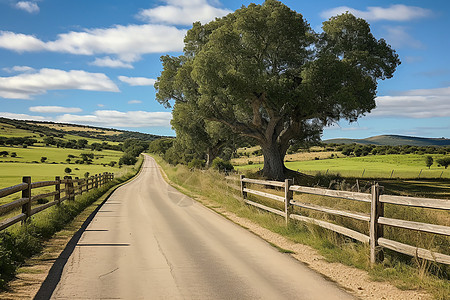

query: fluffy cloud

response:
[56,110,172,127]
[372,87,450,118]
[118,75,156,86]
[29,106,83,113]
[0,110,172,128]
[0,112,48,121]
[0,25,186,63]
[321,4,432,21]
[0,68,119,99]
[0,31,46,52]
[137,0,231,26]
[15,1,39,14]
[90,57,133,69]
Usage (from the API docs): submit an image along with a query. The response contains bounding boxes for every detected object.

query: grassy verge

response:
[153,155,449,299]
[0,155,143,290]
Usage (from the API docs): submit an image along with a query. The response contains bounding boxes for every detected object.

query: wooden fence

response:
[240,175,450,265]
[0,172,114,231]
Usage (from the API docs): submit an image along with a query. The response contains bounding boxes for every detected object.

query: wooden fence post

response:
[67,176,74,200]
[240,175,247,199]
[75,177,80,195]
[64,176,70,202]
[95,174,99,188]
[370,183,384,265]
[55,176,61,204]
[22,176,32,223]
[285,179,293,226]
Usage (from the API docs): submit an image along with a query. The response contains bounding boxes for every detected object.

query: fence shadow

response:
[33,191,114,300]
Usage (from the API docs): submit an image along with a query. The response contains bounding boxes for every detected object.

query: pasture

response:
[0,145,126,204]
[236,154,450,179]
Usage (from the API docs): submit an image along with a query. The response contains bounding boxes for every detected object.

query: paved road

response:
[49,155,354,299]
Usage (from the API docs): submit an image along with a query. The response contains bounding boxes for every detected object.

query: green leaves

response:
[154,0,401,179]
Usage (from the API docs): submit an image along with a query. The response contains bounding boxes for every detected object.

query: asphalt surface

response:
[49,155,355,299]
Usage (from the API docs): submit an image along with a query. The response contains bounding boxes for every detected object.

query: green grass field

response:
[0,122,120,145]
[236,154,450,179]
[0,146,121,164]
[0,145,127,205]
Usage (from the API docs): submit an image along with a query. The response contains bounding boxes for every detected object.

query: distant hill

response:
[0,117,165,142]
[324,135,450,146]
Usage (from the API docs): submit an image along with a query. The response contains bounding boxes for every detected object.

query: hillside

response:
[0,117,163,142]
[324,135,450,146]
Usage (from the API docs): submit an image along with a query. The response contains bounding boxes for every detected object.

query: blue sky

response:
[0,0,449,140]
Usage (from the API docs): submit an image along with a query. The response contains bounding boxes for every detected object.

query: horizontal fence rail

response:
[0,172,114,231]
[240,175,450,266]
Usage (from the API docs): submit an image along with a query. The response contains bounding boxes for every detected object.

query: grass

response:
[236,154,450,179]
[0,155,143,290]
[153,155,449,299]
[0,145,126,205]
[0,146,122,165]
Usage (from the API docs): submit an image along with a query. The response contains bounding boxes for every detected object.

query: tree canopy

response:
[155,0,400,180]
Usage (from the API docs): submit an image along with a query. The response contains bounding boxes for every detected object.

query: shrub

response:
[119,153,137,165]
[187,158,204,169]
[64,167,72,174]
[211,157,234,172]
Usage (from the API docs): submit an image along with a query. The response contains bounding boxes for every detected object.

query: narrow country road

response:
[47,154,355,299]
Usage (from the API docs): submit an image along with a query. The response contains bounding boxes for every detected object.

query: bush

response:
[119,153,137,165]
[187,158,204,169]
[64,167,72,174]
[211,157,234,172]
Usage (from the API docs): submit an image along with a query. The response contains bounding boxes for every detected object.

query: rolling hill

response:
[324,135,450,146]
[0,117,164,142]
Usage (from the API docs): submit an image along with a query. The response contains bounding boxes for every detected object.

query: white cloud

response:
[90,57,133,69]
[97,104,105,107]
[0,68,119,99]
[0,24,186,62]
[0,112,48,121]
[118,75,156,86]
[29,106,83,113]
[128,100,142,104]
[384,26,424,49]
[56,110,172,127]
[15,1,39,14]
[0,110,172,128]
[321,4,432,22]
[372,87,450,118]
[137,0,231,26]
[2,65,35,73]
[0,31,46,52]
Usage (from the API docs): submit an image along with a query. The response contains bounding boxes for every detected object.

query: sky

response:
[0,0,449,140]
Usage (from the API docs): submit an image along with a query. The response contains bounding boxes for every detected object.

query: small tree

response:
[425,155,433,169]
[10,152,17,158]
[436,157,450,169]
[84,172,90,178]
[40,156,47,163]
[64,167,72,174]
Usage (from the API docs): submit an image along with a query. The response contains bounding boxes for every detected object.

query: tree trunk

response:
[261,142,285,181]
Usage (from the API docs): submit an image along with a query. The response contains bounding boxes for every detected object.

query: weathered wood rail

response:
[0,172,114,231]
[240,175,450,266]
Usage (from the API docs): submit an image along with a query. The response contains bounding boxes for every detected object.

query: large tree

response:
[155,0,400,180]
[171,101,237,168]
